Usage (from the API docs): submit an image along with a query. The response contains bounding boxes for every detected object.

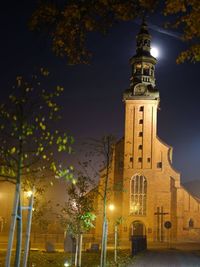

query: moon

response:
[150,47,159,58]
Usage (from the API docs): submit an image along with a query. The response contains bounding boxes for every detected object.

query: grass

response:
[0,250,135,267]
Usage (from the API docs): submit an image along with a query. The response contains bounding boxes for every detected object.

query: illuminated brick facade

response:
[93,20,200,248]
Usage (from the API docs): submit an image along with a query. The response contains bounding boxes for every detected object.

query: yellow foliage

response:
[39,122,46,130]
[10,147,16,154]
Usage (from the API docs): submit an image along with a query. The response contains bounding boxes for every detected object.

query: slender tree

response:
[0,69,74,267]
[85,135,115,267]
[59,173,96,267]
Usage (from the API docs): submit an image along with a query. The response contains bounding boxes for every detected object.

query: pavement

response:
[128,249,200,267]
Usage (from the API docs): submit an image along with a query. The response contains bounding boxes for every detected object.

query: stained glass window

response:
[130,175,147,215]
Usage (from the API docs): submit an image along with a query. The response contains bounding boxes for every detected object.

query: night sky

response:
[1,1,200,183]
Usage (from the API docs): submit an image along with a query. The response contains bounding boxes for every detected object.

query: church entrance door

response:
[130,221,147,254]
[131,220,146,237]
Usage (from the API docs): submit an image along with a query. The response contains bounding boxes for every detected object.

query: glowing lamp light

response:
[64,261,70,267]
[150,47,159,58]
[109,204,115,211]
[25,191,33,198]
[72,179,77,185]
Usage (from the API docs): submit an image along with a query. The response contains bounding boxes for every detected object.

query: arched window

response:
[130,175,147,215]
[135,63,142,74]
[143,65,150,76]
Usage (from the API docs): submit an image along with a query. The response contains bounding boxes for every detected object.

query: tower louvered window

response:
[130,175,147,215]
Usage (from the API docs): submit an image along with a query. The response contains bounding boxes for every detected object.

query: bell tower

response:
[132,18,156,88]
[123,19,160,171]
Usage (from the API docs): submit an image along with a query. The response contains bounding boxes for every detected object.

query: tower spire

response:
[123,19,159,100]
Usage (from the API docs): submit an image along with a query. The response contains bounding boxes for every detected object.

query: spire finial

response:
[142,11,147,25]
[142,8,148,23]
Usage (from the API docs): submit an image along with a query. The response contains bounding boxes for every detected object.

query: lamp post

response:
[114,224,118,263]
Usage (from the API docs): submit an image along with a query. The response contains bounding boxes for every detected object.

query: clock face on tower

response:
[134,83,147,96]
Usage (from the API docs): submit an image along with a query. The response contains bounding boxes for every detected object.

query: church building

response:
[93,20,200,248]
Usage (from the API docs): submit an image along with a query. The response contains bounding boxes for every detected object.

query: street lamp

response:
[64,260,70,267]
[25,191,33,198]
[108,204,115,212]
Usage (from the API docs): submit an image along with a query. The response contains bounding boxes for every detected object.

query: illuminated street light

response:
[108,204,115,211]
[72,178,76,185]
[25,191,33,198]
[64,261,70,267]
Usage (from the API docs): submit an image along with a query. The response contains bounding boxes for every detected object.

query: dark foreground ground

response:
[0,250,134,267]
[1,245,200,266]
[129,248,200,267]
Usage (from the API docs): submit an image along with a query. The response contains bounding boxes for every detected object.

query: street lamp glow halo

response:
[150,46,159,58]
[64,261,70,267]
[25,191,33,197]
[109,204,115,211]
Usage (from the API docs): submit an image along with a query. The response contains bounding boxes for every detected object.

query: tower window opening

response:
[144,39,148,46]
[143,65,150,76]
[139,132,143,137]
[136,69,141,74]
[139,145,142,150]
[145,39,150,47]
[139,106,144,112]
[135,63,142,74]
[139,119,143,124]
[157,162,162,168]
[138,157,142,163]
[130,157,133,162]
[147,158,151,163]
[130,175,147,215]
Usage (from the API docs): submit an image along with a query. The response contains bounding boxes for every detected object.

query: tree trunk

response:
[14,195,22,267]
[114,224,118,263]
[78,233,83,267]
[100,137,110,267]
[104,221,108,266]
[5,182,20,267]
[74,235,79,267]
[14,137,23,267]
[100,220,105,267]
[100,219,108,267]
[22,188,35,267]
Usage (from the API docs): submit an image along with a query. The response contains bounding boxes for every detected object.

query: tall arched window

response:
[130,175,147,215]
